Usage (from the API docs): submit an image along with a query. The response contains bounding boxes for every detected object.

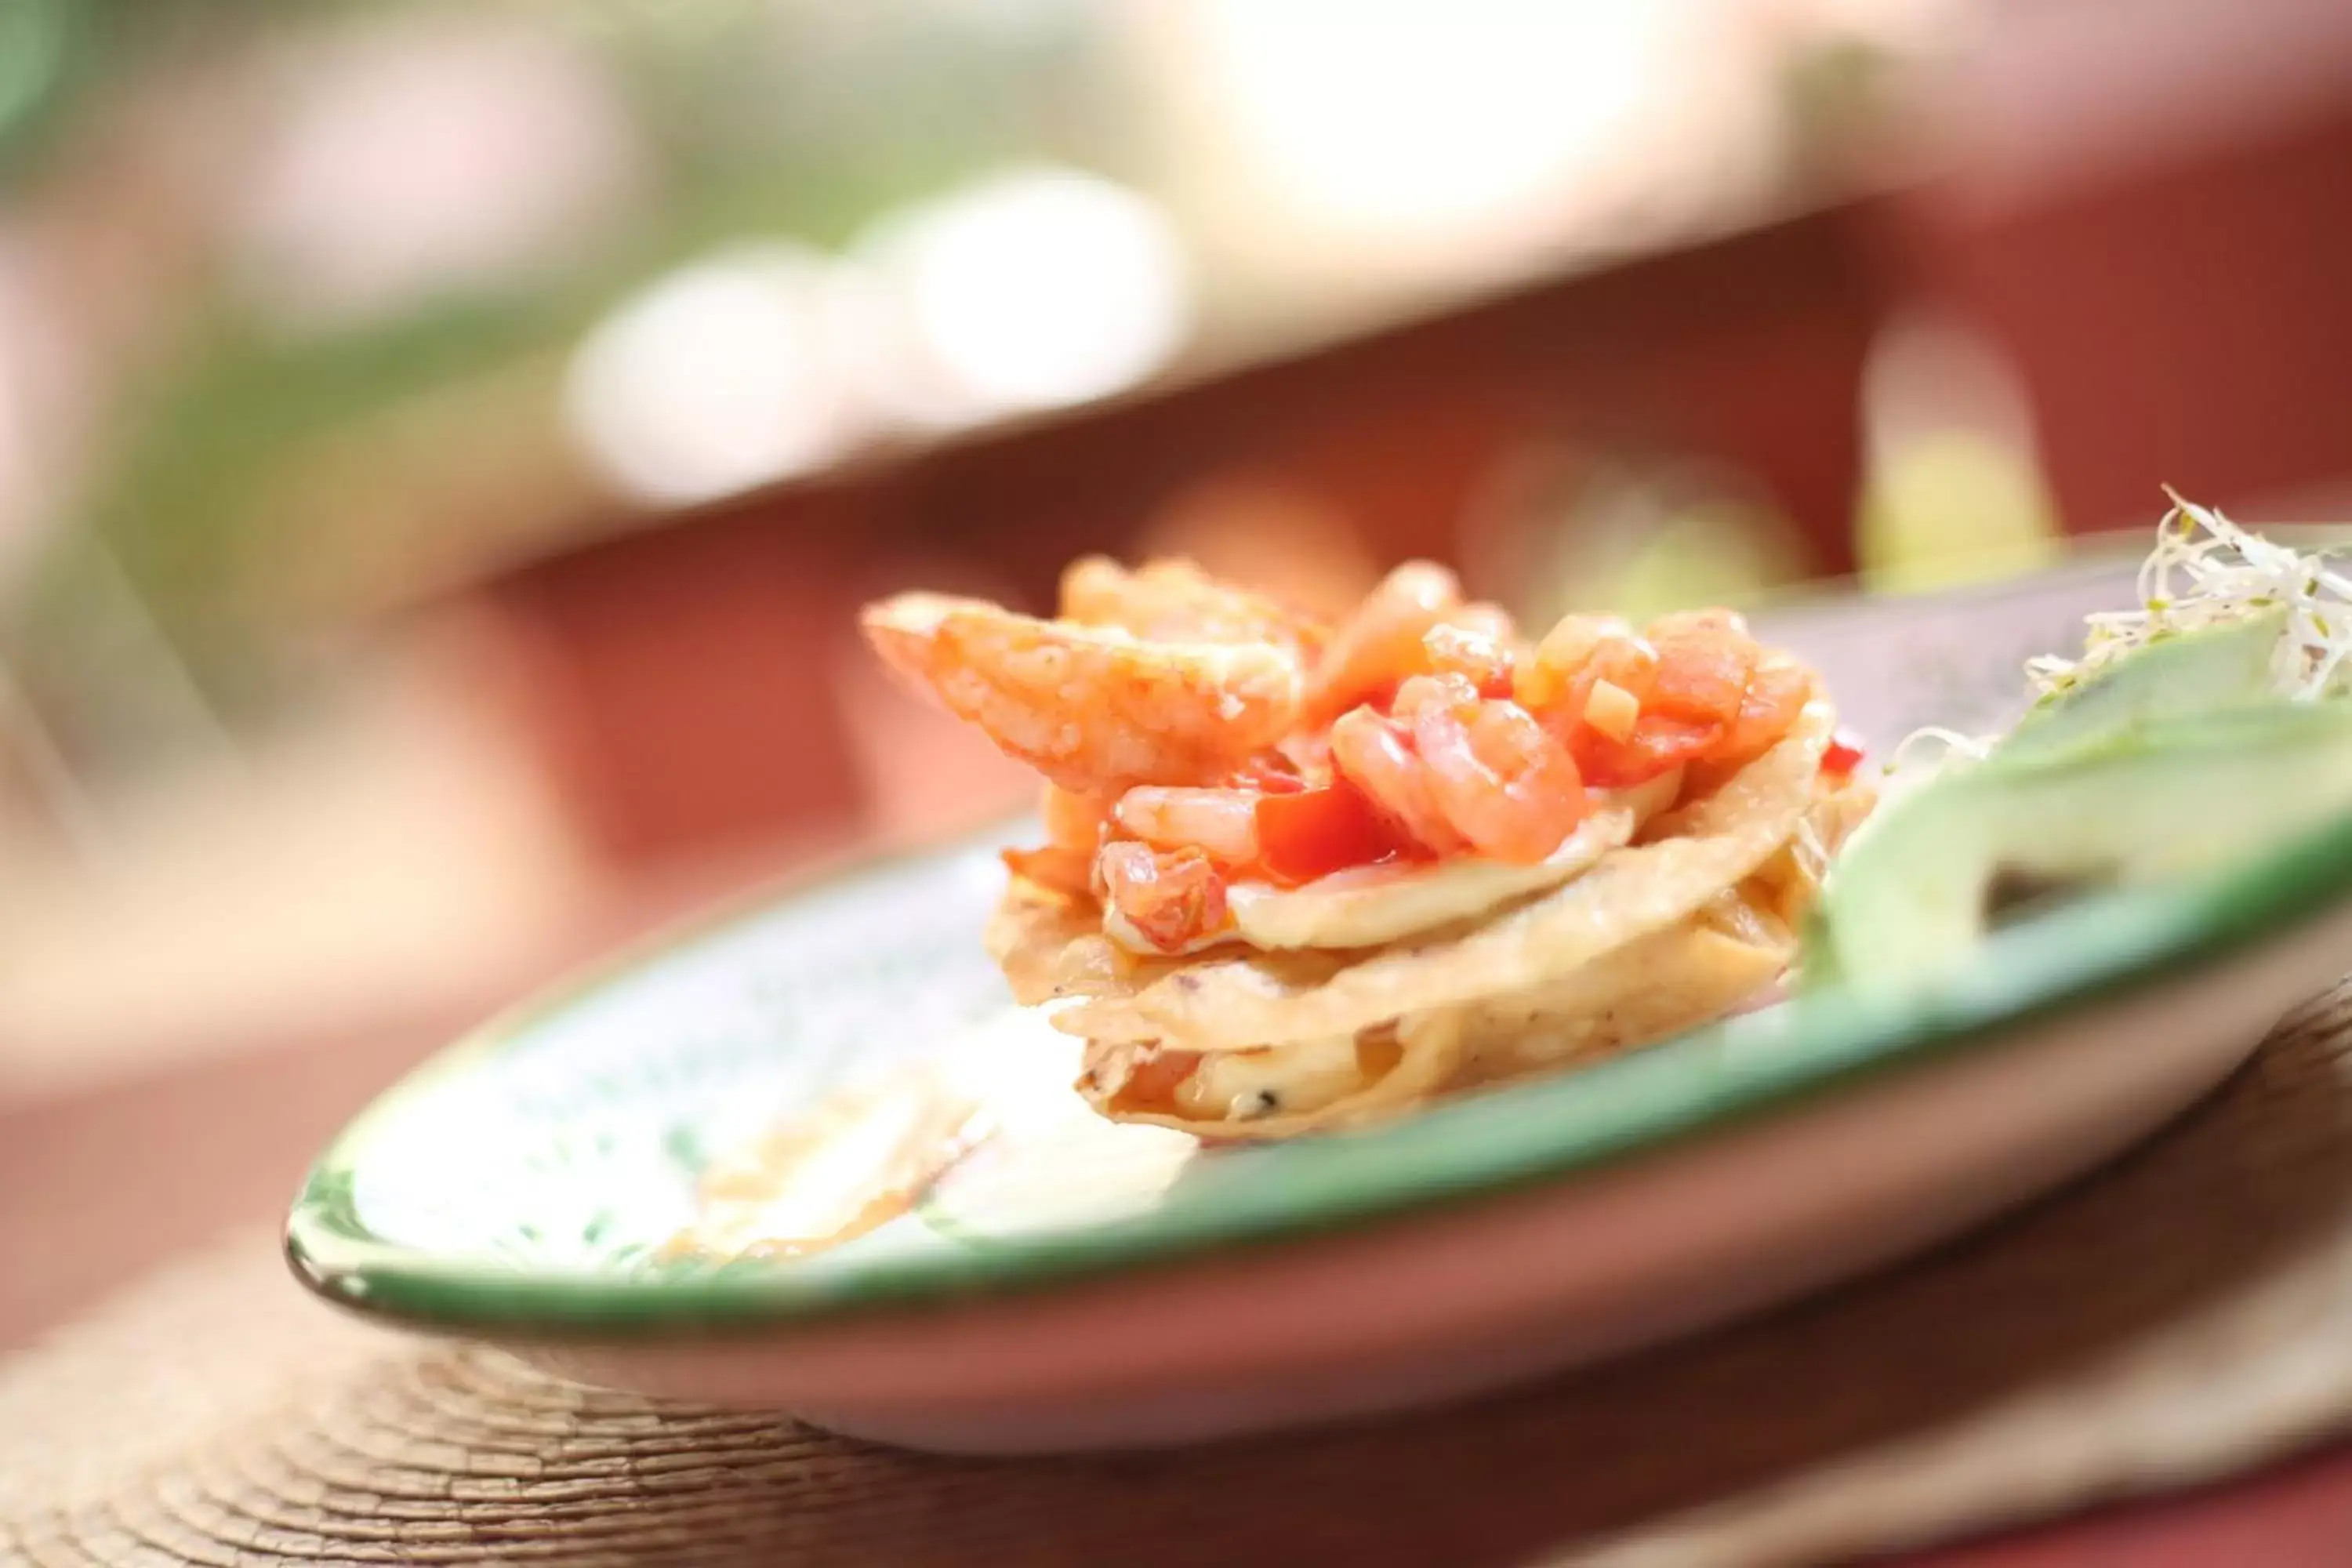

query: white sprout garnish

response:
[1789,811,1831,882]
[1882,494,2351,782]
[2024,488,2352,704]
[1884,726,1994,775]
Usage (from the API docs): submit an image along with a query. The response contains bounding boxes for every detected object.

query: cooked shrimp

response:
[1516,615,1651,713]
[1402,675,1588,862]
[862,593,1303,793]
[1112,786,1261,864]
[1002,783,1115,897]
[1059,557,1323,652]
[1421,619,1518,697]
[1716,656,1813,763]
[1448,601,1518,643]
[1042,783,1113,849]
[1098,841,1230,953]
[1387,670,1472,725]
[1644,612,1759,727]
[1305,561,1463,721]
[1329,705,1466,855]
[1001,844,1094,897]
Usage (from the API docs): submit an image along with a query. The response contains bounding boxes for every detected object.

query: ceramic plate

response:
[287,552,2352,1452]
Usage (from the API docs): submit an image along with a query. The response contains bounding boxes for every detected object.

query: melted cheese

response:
[1226,848,1592,951]
[1176,1035,1368,1120]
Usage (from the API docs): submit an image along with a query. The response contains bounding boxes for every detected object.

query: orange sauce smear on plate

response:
[663,1069,989,1261]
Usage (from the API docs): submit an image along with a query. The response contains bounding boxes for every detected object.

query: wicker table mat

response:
[11,982,2352,1568]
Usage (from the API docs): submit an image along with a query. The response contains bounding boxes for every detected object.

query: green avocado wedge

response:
[1810,704,2352,988]
[1809,607,2352,989]
[1999,611,2288,761]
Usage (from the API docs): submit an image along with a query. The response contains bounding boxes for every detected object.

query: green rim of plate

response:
[286,796,2352,1341]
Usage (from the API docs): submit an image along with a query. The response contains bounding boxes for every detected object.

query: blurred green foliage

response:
[0,0,85,170]
[5,0,1113,731]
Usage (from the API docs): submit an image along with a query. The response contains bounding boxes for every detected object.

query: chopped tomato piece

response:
[1822,732,1864,779]
[1512,659,1567,713]
[1570,713,1722,789]
[1252,778,1408,884]
[1523,631,1658,739]
[1098,842,1229,952]
[1645,620,1757,728]
[1581,677,1641,741]
[1717,661,1812,764]
[1584,633,1661,706]
[1526,615,1635,699]
[1421,622,1517,699]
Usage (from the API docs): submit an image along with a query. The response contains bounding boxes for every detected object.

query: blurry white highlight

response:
[564,244,857,506]
[565,167,1192,503]
[848,167,1192,426]
[1191,0,1680,234]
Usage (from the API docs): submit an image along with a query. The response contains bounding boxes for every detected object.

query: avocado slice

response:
[1998,610,2286,764]
[1809,701,2352,989]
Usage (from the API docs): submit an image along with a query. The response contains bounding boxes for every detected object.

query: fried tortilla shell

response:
[1076,904,1790,1138]
[1443,916,1789,1092]
[1744,772,1878,933]
[1076,1009,1472,1142]
[986,879,1147,1007]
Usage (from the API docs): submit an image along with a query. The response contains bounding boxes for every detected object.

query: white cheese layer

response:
[1174,1034,1367,1120]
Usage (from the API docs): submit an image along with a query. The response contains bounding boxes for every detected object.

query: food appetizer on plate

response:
[863,559,1875,1138]
[290,495,2352,1450]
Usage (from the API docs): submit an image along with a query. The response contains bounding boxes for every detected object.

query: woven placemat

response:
[10,982,2352,1568]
